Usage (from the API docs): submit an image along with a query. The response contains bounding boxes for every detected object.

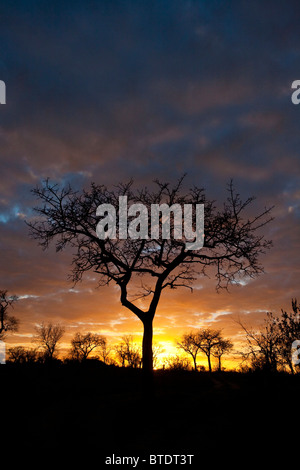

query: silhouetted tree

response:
[177,332,201,371]
[0,290,19,340]
[34,322,65,361]
[238,313,281,372]
[152,343,165,369]
[114,342,127,367]
[115,335,141,368]
[212,338,234,371]
[164,354,191,370]
[7,346,40,364]
[98,338,112,365]
[27,177,273,373]
[70,332,106,361]
[195,328,223,372]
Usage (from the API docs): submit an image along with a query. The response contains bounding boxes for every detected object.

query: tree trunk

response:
[142,317,153,374]
[207,353,212,373]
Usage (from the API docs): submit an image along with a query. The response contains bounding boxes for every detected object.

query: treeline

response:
[6,326,154,368]
[5,323,234,370]
[174,299,300,374]
[2,290,300,373]
[6,327,136,367]
[238,298,300,374]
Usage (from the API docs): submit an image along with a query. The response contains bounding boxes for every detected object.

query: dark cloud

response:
[0,1,299,363]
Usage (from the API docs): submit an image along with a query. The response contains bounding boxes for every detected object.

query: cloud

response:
[0,1,299,364]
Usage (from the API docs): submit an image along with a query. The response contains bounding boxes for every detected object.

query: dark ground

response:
[1,363,299,466]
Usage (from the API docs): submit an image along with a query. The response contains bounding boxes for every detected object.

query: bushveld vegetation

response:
[1,295,299,464]
[4,298,300,374]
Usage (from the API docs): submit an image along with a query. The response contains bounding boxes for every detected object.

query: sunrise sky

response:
[0,1,300,369]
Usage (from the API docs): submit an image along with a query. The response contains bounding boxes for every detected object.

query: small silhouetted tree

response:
[7,346,40,364]
[212,338,234,371]
[164,354,191,370]
[195,328,223,372]
[0,290,19,340]
[27,177,273,373]
[98,338,112,364]
[152,343,165,369]
[70,332,106,361]
[238,313,281,372]
[34,322,65,361]
[177,332,201,371]
[115,335,141,368]
[114,342,127,367]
